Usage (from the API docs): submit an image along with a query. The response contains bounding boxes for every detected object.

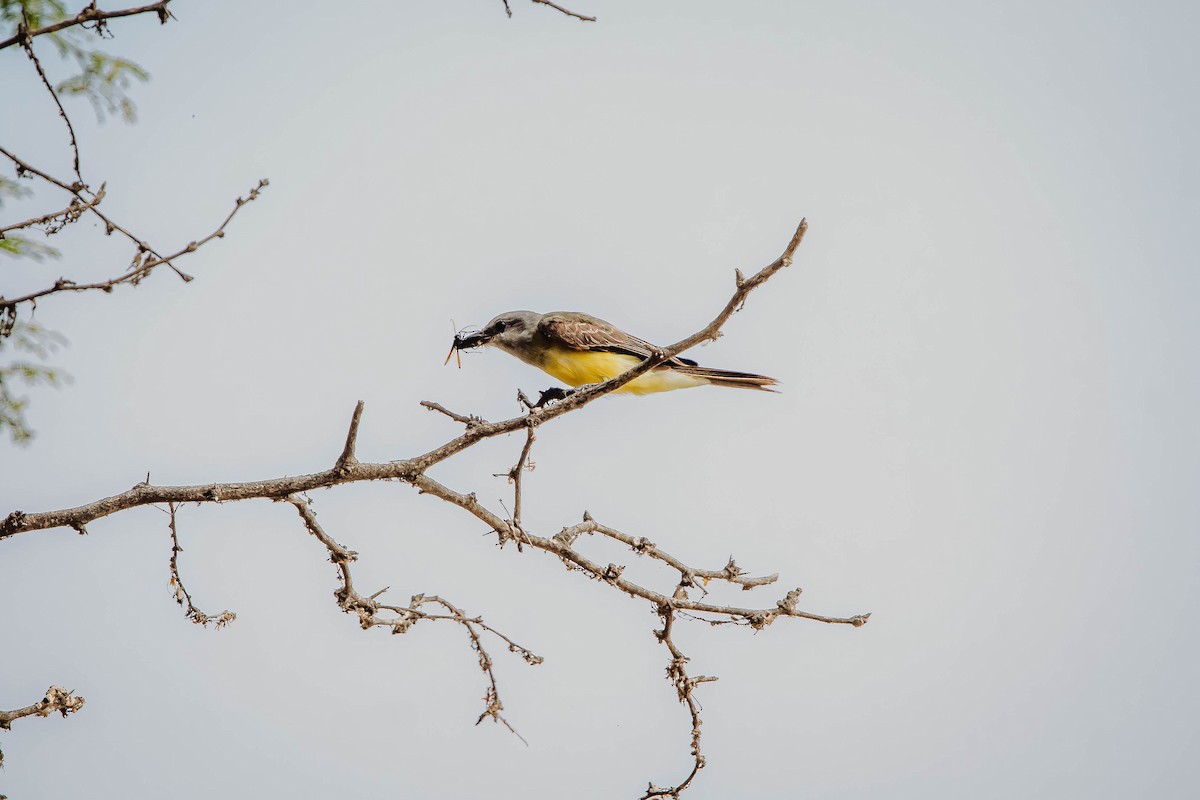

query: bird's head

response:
[446,310,540,364]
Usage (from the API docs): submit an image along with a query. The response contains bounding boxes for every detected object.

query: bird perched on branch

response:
[446,310,777,395]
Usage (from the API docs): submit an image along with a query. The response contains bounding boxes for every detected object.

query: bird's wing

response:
[538,313,698,366]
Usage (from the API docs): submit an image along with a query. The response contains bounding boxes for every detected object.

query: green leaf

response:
[0,320,70,445]
[0,176,32,208]
[0,233,61,261]
[56,50,151,123]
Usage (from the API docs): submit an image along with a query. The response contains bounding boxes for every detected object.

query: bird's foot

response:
[534,386,574,408]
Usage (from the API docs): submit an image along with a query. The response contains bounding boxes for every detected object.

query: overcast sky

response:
[2,1,1198,798]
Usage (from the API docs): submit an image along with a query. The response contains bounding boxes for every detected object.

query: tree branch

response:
[165,502,235,628]
[420,400,483,429]
[530,0,596,22]
[0,686,86,769]
[286,494,540,736]
[642,607,713,799]
[560,519,780,593]
[500,0,596,22]
[0,1,173,52]
[0,187,104,236]
[18,26,83,182]
[0,145,267,316]
[502,419,537,549]
[412,473,868,628]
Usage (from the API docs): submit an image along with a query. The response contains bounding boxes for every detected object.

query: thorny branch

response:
[165,502,235,628]
[18,20,83,182]
[1,220,869,796]
[286,494,540,738]
[645,608,716,799]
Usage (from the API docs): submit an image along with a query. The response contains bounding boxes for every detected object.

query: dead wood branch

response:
[0,686,86,767]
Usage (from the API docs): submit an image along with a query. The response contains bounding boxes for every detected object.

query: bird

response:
[446,310,778,395]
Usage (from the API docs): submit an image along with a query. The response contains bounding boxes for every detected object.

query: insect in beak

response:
[444,323,491,368]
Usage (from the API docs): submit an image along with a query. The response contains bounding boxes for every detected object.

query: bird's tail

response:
[673,364,780,392]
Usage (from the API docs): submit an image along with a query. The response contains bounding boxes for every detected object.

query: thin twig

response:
[285,495,539,737]
[420,400,484,428]
[19,25,83,182]
[563,520,780,592]
[0,187,104,235]
[642,607,715,799]
[414,472,870,629]
[506,422,535,534]
[530,0,596,22]
[165,502,235,628]
[0,150,267,313]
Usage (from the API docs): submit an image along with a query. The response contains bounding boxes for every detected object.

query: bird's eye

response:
[494,319,510,331]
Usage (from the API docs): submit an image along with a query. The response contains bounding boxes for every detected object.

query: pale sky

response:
[2,1,1198,798]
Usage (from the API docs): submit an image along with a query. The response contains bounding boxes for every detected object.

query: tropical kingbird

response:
[447,311,778,394]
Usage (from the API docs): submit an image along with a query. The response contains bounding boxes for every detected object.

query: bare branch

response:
[165,503,235,628]
[506,421,537,546]
[414,473,869,629]
[0,1,173,52]
[559,520,780,592]
[500,0,595,21]
[642,608,711,799]
[0,686,85,732]
[0,187,104,236]
[285,495,539,735]
[0,148,267,316]
[531,0,595,21]
[0,685,85,770]
[19,29,83,182]
[420,400,483,429]
[133,178,268,276]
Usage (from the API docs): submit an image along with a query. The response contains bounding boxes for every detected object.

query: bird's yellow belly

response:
[539,349,706,395]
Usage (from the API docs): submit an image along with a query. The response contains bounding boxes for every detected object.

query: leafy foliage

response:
[54,49,149,122]
[0,175,32,205]
[0,234,61,261]
[0,319,68,444]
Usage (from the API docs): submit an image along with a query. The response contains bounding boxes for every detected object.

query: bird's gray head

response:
[452,310,541,355]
